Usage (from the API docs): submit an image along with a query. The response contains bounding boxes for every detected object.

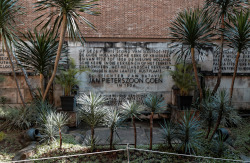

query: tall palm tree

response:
[224,10,249,103]
[15,30,65,97]
[121,101,143,148]
[144,94,166,150]
[34,0,100,101]
[169,9,214,102]
[204,0,247,95]
[0,0,26,106]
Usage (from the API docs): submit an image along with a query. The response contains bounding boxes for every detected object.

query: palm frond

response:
[144,94,166,113]
[169,8,215,60]
[224,10,250,53]
[34,0,100,44]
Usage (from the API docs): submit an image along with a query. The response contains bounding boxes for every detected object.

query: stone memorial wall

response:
[0,42,250,109]
[213,48,250,73]
[68,42,175,106]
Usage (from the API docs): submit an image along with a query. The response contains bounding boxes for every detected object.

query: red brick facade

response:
[18,0,203,40]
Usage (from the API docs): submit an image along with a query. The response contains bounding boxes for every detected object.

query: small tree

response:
[204,0,247,95]
[52,112,69,149]
[105,107,123,150]
[16,30,65,97]
[77,92,107,149]
[34,0,100,101]
[121,101,143,148]
[169,8,214,102]
[144,94,166,150]
[224,10,250,103]
[0,0,26,106]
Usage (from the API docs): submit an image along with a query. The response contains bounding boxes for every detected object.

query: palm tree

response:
[105,107,123,150]
[144,94,166,150]
[0,0,26,106]
[52,111,69,149]
[15,30,65,97]
[224,10,249,103]
[121,101,143,148]
[77,92,107,149]
[169,8,214,102]
[34,0,100,101]
[204,0,247,95]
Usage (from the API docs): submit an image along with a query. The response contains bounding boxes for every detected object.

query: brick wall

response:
[17,0,203,39]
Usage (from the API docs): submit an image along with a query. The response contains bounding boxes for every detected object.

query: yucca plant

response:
[41,112,57,143]
[160,119,176,149]
[0,0,26,106]
[169,8,214,101]
[77,92,107,150]
[121,101,143,148]
[51,111,69,149]
[200,89,218,139]
[104,107,123,150]
[209,90,233,141]
[177,110,202,155]
[224,10,250,103]
[15,30,66,97]
[34,0,100,101]
[144,94,166,150]
[204,0,248,94]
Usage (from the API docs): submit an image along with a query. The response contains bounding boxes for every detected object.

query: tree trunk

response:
[209,104,223,141]
[205,111,212,139]
[132,116,137,148]
[191,48,203,102]
[12,54,35,100]
[230,52,240,105]
[59,127,62,149]
[42,14,67,101]
[149,112,154,150]
[212,14,225,95]
[40,73,44,97]
[91,127,95,142]
[110,127,114,150]
[4,38,26,107]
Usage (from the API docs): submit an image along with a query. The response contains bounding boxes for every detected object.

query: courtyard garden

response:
[0,0,249,162]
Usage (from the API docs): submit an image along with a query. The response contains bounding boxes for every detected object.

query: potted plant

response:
[169,63,196,109]
[56,59,83,111]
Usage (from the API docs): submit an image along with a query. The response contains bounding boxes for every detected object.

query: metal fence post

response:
[126,143,130,163]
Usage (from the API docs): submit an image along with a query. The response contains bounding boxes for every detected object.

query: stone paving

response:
[68,120,165,146]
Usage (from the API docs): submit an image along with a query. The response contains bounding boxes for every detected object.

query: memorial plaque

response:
[0,50,14,72]
[213,48,250,73]
[74,43,175,105]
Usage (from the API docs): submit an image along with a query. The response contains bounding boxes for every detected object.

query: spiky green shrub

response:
[177,110,202,154]
[77,92,107,151]
[160,119,177,149]
[104,107,124,149]
[0,105,35,131]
